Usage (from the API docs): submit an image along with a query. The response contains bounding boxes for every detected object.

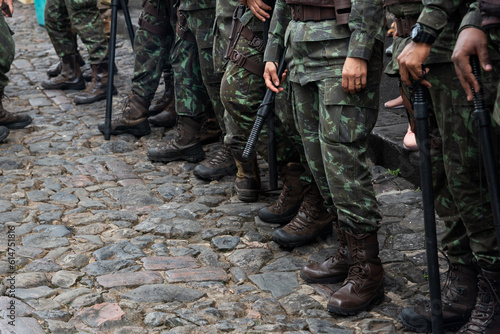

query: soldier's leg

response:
[41,0,86,91]
[0,13,31,137]
[147,34,208,163]
[98,0,174,136]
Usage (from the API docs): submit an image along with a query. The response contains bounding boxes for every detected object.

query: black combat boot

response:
[300,220,350,283]
[0,126,9,142]
[98,93,151,137]
[258,162,305,224]
[42,54,86,91]
[193,143,237,181]
[74,63,117,104]
[231,150,261,202]
[399,263,479,332]
[147,116,205,163]
[327,231,385,315]
[0,88,32,129]
[271,183,334,248]
[47,53,85,77]
[457,267,500,334]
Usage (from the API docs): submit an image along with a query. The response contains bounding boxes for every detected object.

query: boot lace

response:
[207,145,232,167]
[271,175,292,211]
[459,274,500,333]
[284,192,320,231]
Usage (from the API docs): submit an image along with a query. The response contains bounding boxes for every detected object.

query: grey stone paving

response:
[0,3,455,334]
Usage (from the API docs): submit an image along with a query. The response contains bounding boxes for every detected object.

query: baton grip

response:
[243,116,265,161]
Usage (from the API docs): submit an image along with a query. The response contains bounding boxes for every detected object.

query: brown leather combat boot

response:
[327,231,384,315]
[74,63,117,105]
[193,143,236,181]
[98,93,151,137]
[149,70,174,116]
[300,221,350,284]
[457,267,500,334]
[0,88,32,129]
[200,117,222,145]
[271,183,334,248]
[258,162,305,224]
[42,54,86,91]
[232,150,261,202]
[147,116,205,163]
[47,53,85,77]
[399,263,479,332]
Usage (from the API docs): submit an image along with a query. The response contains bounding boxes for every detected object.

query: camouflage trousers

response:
[289,40,384,233]
[172,8,224,130]
[221,33,303,167]
[131,0,175,102]
[427,64,500,270]
[0,14,14,89]
[45,0,109,64]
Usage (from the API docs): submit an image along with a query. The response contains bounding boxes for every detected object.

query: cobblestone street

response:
[0,3,452,334]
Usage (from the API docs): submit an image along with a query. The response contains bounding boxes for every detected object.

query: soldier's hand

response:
[245,0,271,22]
[397,41,431,88]
[1,0,13,17]
[342,57,367,94]
[264,61,286,93]
[452,27,492,101]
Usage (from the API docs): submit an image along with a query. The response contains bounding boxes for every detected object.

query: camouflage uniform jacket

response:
[264,0,384,85]
[176,0,215,11]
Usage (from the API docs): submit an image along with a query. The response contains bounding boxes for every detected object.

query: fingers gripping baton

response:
[242,49,287,162]
[470,55,500,256]
[413,75,444,334]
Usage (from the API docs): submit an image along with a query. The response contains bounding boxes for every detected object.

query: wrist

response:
[411,23,437,45]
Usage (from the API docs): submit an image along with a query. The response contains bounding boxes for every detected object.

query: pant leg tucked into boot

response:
[327,231,384,315]
[399,263,479,332]
[98,93,151,137]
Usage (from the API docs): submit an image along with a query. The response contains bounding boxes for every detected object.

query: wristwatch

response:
[411,23,436,45]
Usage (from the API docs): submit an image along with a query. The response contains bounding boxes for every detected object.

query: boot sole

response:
[148,152,205,164]
[397,312,466,333]
[74,88,118,105]
[3,117,32,129]
[299,270,347,284]
[327,290,385,316]
[41,81,86,91]
[193,165,237,181]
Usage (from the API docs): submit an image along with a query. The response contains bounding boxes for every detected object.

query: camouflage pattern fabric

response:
[131,0,175,102]
[0,14,14,89]
[45,0,109,65]
[176,0,215,11]
[172,6,225,130]
[427,63,500,270]
[290,40,384,233]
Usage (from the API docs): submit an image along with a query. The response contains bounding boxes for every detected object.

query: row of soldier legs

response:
[96,0,385,316]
